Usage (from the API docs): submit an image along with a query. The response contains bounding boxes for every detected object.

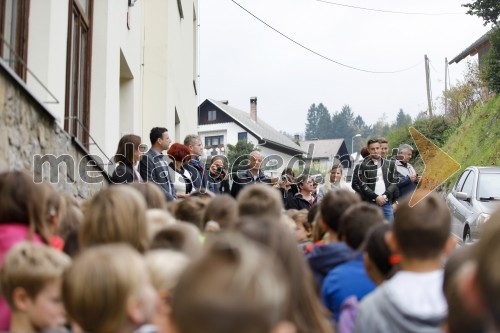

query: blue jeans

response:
[380,202,394,222]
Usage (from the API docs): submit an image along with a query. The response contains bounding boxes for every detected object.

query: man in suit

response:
[139,127,176,201]
[356,138,399,222]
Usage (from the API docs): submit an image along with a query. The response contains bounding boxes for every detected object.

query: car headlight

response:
[477,213,490,226]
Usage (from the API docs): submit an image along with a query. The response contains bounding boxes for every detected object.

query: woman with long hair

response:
[316,164,349,203]
[110,134,143,184]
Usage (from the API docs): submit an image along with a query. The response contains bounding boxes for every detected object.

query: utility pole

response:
[424,55,433,116]
[444,57,448,115]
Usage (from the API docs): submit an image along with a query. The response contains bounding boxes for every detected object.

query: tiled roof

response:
[207,99,305,154]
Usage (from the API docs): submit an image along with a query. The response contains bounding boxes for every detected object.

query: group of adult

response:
[110,127,230,200]
[109,129,420,220]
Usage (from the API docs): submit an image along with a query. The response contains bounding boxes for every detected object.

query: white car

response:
[446,166,500,244]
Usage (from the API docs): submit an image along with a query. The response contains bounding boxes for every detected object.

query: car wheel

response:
[463,226,471,244]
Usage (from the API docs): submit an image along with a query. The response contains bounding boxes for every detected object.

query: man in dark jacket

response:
[230,150,271,198]
[355,139,399,222]
[139,127,176,201]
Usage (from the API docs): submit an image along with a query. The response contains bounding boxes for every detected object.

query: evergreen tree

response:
[395,109,413,128]
[331,104,355,141]
[316,103,333,139]
[305,103,319,140]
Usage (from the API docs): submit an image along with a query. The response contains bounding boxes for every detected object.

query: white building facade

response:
[10,0,198,168]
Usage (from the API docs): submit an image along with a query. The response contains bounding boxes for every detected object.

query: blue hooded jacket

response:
[306,242,355,288]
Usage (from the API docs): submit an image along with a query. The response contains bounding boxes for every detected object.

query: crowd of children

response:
[1,169,500,333]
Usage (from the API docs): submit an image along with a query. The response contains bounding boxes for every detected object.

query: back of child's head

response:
[63,244,156,333]
[145,249,190,292]
[0,171,51,243]
[130,182,167,210]
[203,194,238,230]
[443,244,485,333]
[146,209,176,242]
[320,189,361,233]
[58,195,83,241]
[149,222,201,259]
[394,193,450,259]
[171,232,291,333]
[80,186,148,253]
[0,241,71,310]
[339,202,385,250]
[232,216,333,333]
[172,197,207,230]
[307,204,320,224]
[475,208,500,329]
[290,210,311,234]
[363,224,394,279]
[237,183,283,219]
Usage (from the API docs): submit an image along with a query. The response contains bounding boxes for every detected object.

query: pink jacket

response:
[0,224,43,330]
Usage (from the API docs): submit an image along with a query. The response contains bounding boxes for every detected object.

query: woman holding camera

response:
[206,155,230,195]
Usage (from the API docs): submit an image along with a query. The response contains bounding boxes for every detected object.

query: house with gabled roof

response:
[197,97,305,177]
[299,139,350,173]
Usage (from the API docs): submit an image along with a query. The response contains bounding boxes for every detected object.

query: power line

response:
[315,0,463,16]
[231,0,423,74]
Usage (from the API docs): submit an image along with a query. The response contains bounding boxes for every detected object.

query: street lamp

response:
[351,134,362,154]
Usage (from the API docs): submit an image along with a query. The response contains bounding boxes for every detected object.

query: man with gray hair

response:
[230,150,271,198]
[184,134,210,192]
[396,144,420,199]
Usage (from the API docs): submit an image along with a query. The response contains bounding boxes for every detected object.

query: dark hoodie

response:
[306,242,355,288]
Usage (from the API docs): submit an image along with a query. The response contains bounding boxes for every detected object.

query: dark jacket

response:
[306,242,355,288]
[185,159,210,191]
[230,169,271,198]
[207,168,230,195]
[139,149,176,201]
[110,162,139,185]
[285,193,312,210]
[356,158,399,202]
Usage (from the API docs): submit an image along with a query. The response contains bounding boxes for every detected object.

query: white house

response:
[198,98,305,178]
[299,139,350,173]
[0,0,198,196]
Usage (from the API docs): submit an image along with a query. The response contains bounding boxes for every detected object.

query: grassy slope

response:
[442,94,500,189]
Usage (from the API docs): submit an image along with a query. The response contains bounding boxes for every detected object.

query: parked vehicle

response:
[446,166,500,245]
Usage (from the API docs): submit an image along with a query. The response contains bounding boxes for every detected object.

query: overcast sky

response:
[198,0,490,136]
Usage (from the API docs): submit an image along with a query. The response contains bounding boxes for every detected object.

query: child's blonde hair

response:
[146,209,176,242]
[80,186,149,253]
[0,242,71,308]
[62,244,151,333]
[145,250,190,292]
[171,232,290,333]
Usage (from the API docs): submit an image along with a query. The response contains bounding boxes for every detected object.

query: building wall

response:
[0,63,106,198]
[142,0,199,145]
[24,0,199,174]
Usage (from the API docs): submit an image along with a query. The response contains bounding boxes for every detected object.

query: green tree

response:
[316,103,333,139]
[227,140,257,172]
[305,103,319,140]
[331,104,355,141]
[395,109,413,128]
[463,0,500,26]
[305,103,333,139]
